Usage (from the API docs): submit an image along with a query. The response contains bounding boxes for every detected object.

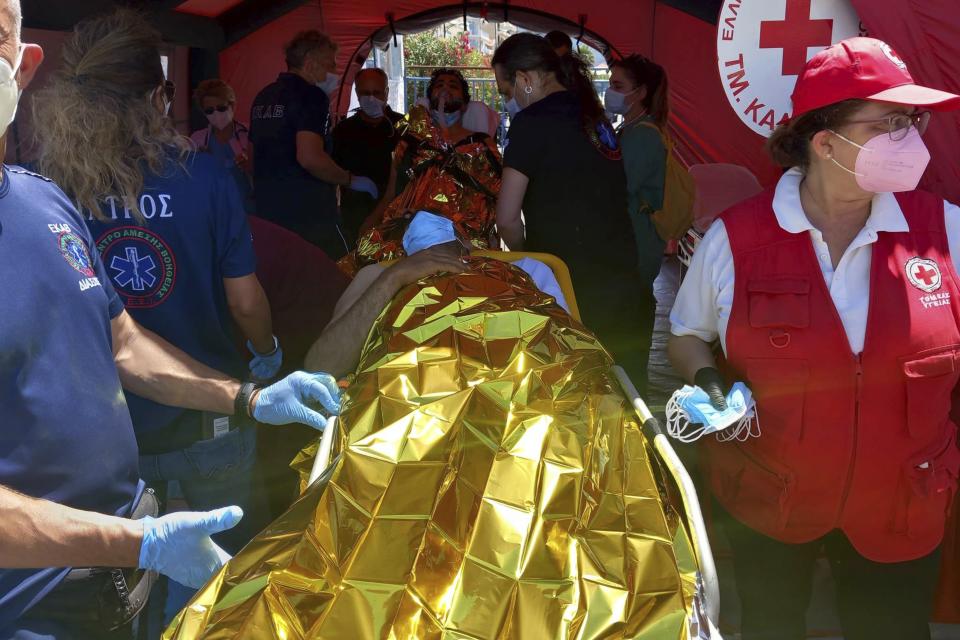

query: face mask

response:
[358,95,385,119]
[665,382,759,443]
[432,109,462,128]
[206,106,233,131]
[505,97,521,119]
[828,127,931,193]
[317,72,340,96]
[603,88,637,115]
[0,46,23,136]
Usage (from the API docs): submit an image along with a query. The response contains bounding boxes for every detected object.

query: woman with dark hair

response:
[607,54,671,389]
[338,68,502,275]
[607,55,669,283]
[492,32,648,388]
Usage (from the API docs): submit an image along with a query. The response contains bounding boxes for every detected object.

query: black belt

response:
[31,489,160,632]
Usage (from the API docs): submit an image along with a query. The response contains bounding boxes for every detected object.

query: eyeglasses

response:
[203,104,231,115]
[844,110,931,141]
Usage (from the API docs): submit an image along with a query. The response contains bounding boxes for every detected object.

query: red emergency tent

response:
[18,0,960,625]
[168,0,960,202]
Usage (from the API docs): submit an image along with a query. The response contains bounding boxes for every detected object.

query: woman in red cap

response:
[668,37,960,639]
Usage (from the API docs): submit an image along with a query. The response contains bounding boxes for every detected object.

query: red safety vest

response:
[703,188,960,562]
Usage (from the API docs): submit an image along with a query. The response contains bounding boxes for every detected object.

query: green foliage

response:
[575,43,597,67]
[404,31,491,73]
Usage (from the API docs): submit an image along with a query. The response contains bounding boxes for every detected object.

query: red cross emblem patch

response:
[906,257,942,293]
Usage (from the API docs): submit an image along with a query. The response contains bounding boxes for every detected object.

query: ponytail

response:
[610,55,669,128]
[492,33,610,138]
[557,52,609,139]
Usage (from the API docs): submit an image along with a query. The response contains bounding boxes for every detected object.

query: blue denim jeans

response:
[139,426,268,634]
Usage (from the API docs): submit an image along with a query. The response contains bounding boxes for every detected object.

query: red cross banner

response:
[716,0,862,137]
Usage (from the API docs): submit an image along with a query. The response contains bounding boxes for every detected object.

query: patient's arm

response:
[359,143,405,236]
[305,247,467,377]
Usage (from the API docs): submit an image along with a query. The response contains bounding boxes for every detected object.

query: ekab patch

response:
[96,226,177,308]
[58,231,96,278]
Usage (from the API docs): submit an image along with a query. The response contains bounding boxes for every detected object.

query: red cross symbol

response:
[759,0,834,76]
[914,264,938,286]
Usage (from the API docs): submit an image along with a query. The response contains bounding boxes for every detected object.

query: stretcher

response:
[167,252,723,639]
[305,252,722,638]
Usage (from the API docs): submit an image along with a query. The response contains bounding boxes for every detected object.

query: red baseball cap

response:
[791,37,960,119]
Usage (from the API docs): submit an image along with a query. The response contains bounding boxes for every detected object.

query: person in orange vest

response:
[668,37,960,639]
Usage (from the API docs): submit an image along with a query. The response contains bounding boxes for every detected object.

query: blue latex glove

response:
[247,335,282,381]
[138,506,243,589]
[252,371,341,430]
[349,175,379,199]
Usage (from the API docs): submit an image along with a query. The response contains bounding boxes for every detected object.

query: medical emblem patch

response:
[905,256,942,293]
[58,231,96,278]
[96,226,177,308]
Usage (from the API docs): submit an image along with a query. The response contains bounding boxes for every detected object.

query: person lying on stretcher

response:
[305,210,569,377]
[165,207,704,640]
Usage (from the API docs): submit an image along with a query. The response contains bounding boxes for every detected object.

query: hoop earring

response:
[524,85,533,95]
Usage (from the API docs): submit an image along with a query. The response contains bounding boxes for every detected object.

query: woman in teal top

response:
[605,55,670,394]
[606,55,669,288]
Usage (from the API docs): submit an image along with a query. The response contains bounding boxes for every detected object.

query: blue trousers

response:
[139,426,268,635]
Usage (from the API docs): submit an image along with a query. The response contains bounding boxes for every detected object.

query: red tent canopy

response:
[168,0,960,200]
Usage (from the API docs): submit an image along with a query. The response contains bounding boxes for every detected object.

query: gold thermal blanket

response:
[165,258,700,639]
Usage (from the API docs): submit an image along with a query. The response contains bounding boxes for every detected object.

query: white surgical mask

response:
[603,87,637,115]
[0,46,23,136]
[206,106,234,131]
[505,97,521,119]
[317,72,340,96]
[358,95,385,119]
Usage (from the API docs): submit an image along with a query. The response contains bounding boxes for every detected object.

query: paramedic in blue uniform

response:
[250,29,379,258]
[35,7,278,550]
[31,11,288,624]
[0,5,341,638]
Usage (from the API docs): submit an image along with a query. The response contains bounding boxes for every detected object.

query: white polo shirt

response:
[670,167,960,355]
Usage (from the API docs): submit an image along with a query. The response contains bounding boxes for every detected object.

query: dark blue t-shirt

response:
[0,166,141,630]
[250,73,339,236]
[84,152,256,450]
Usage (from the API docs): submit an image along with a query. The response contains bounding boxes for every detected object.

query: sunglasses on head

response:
[203,104,231,115]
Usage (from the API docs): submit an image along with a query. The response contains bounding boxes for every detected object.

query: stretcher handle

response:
[308,416,338,486]
[612,366,721,628]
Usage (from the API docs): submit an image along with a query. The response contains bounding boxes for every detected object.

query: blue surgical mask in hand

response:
[665,382,760,443]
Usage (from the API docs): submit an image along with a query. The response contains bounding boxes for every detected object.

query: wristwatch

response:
[234,381,260,420]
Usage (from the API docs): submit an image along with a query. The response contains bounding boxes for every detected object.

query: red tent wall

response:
[653,4,781,185]
[853,0,960,207]
[219,4,325,125]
